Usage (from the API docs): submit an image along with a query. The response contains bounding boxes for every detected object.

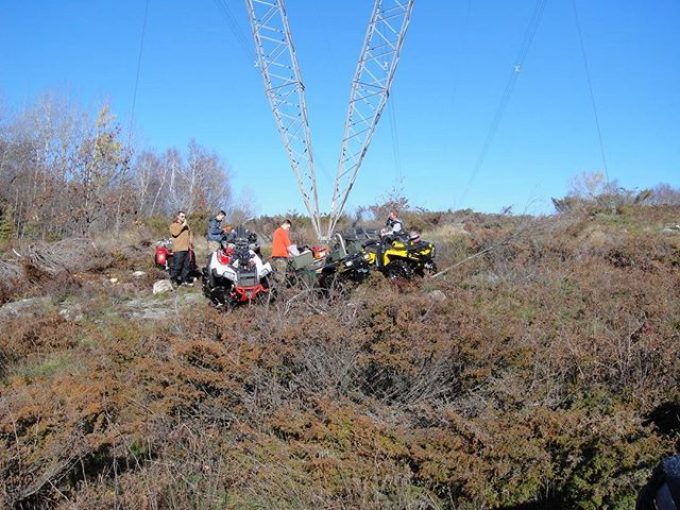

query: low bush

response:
[1,204,679,509]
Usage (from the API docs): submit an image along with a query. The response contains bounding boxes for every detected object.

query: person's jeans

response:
[171,250,191,284]
[271,257,287,285]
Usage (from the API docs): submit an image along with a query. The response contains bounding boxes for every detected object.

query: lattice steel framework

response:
[326,0,415,238]
[245,0,414,240]
[244,0,321,237]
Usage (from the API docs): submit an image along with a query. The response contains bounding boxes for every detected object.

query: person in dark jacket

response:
[385,210,404,236]
[381,209,408,242]
[207,210,226,252]
[637,454,680,510]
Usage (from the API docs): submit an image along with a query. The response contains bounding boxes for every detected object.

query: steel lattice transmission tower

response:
[244,0,321,238]
[326,0,415,238]
[245,0,415,240]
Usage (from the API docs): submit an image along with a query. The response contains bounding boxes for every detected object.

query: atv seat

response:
[341,228,380,242]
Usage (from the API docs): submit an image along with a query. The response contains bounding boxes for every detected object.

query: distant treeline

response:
[0,94,231,240]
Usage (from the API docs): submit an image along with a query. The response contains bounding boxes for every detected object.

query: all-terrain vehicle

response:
[280,235,371,294]
[316,233,373,293]
[281,246,326,289]
[201,226,274,308]
[360,231,437,279]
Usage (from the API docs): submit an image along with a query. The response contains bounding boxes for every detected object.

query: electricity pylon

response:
[245,0,415,240]
[244,0,321,238]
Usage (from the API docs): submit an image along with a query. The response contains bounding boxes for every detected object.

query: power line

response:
[128,0,150,143]
[460,0,548,202]
[571,0,609,181]
[213,0,255,63]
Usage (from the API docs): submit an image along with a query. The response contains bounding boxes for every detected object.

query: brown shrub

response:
[2,206,680,508]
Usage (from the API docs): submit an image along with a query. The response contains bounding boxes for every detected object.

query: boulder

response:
[59,303,84,322]
[428,290,447,302]
[0,297,51,322]
[126,292,203,320]
[153,279,174,295]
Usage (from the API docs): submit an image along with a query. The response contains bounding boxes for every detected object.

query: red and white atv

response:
[201,227,274,308]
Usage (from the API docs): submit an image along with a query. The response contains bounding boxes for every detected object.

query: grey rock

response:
[428,290,447,302]
[126,292,203,320]
[0,297,51,322]
[153,279,174,295]
[59,303,84,322]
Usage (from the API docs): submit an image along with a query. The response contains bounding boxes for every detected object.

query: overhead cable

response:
[461,0,548,202]
[128,0,151,143]
[571,0,609,181]
[213,0,256,63]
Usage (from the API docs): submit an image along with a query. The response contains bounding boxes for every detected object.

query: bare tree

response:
[69,105,130,235]
[650,183,680,206]
[0,94,235,239]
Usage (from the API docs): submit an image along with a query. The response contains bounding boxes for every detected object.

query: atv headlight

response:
[344,260,354,267]
[363,253,371,260]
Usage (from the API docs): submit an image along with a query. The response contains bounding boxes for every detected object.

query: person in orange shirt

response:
[271,219,293,282]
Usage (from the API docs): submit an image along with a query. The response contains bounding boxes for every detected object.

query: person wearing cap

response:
[207,210,227,253]
[637,454,680,510]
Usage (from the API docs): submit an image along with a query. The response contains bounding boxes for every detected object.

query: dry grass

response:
[1,205,679,509]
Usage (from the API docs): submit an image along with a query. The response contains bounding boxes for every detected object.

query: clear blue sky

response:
[1,1,678,216]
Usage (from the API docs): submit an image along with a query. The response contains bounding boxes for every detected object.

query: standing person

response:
[207,210,226,252]
[169,210,193,287]
[271,219,293,283]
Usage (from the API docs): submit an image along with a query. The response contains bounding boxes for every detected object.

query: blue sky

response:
[1,1,678,217]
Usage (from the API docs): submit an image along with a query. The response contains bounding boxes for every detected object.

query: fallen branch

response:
[16,238,111,275]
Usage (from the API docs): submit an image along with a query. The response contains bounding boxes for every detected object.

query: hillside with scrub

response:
[1,193,679,509]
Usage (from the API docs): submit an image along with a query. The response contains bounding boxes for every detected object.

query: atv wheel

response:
[209,288,232,309]
[201,268,211,298]
[319,272,349,299]
[256,275,276,305]
[420,261,438,276]
[384,259,413,280]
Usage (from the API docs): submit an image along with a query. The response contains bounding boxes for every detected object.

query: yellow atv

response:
[360,233,437,279]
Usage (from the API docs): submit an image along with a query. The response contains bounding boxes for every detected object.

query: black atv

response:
[317,233,373,295]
